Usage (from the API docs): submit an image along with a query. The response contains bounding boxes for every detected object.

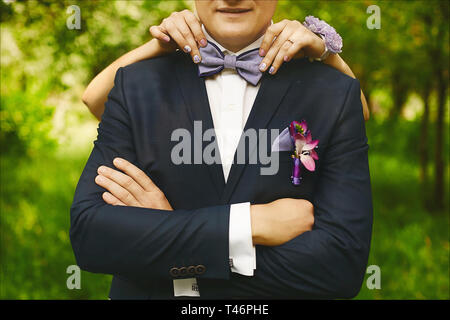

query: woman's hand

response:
[95,157,173,211]
[83,13,370,121]
[149,9,207,63]
[258,19,326,75]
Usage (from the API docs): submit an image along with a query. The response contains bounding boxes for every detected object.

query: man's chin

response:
[215,30,257,44]
[214,19,254,32]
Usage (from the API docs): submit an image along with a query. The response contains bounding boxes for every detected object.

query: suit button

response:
[179,267,187,276]
[187,266,196,275]
[195,264,206,275]
[169,267,179,277]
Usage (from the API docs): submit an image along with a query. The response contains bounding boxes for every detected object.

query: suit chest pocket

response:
[254,151,317,203]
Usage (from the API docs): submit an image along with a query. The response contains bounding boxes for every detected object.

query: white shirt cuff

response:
[229,202,256,276]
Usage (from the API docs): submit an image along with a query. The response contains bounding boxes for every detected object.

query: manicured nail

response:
[163,35,170,42]
[259,48,265,56]
[95,175,105,183]
[98,166,106,174]
[284,55,290,62]
[269,66,275,74]
[193,55,201,63]
[113,158,122,165]
[200,39,207,47]
[184,45,191,53]
[259,62,266,71]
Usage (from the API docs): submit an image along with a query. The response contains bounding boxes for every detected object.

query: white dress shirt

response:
[173,26,262,297]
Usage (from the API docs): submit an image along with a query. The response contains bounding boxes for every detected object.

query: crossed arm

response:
[96,158,314,247]
[71,67,372,298]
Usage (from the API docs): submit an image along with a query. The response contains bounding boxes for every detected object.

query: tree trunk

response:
[434,69,446,211]
[419,85,431,184]
[432,0,449,212]
[389,72,408,120]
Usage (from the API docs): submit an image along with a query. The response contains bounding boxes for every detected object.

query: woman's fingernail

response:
[200,39,207,47]
[163,35,170,42]
[184,45,191,53]
[98,166,106,174]
[193,55,201,63]
[259,62,267,71]
[259,48,265,56]
[113,158,122,165]
[284,55,290,62]
[269,66,275,74]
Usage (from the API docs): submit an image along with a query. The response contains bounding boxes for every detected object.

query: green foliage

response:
[356,136,449,299]
[277,0,449,116]
[0,0,448,299]
[0,82,56,157]
[0,150,111,299]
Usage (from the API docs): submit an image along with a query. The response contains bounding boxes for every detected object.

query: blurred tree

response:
[414,1,449,211]
[0,0,448,300]
[277,0,448,211]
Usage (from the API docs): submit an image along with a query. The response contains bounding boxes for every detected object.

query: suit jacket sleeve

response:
[69,68,231,285]
[224,78,373,299]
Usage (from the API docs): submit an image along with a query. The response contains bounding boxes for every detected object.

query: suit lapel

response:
[175,53,296,204]
[175,54,226,199]
[220,71,295,203]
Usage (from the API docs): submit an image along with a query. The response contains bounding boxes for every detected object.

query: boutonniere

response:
[271,120,319,186]
[289,120,319,185]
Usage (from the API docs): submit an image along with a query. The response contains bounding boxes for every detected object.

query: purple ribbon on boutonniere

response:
[271,120,319,186]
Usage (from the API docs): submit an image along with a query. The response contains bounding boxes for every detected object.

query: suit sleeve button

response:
[195,264,206,275]
[187,266,196,275]
[169,267,179,277]
[179,267,187,276]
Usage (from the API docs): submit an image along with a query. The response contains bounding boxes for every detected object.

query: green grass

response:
[356,154,449,299]
[0,121,448,299]
[0,149,111,299]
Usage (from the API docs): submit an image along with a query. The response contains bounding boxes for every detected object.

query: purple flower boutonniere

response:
[271,120,320,186]
[289,120,319,186]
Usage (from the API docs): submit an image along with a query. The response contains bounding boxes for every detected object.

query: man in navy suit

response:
[70,0,372,299]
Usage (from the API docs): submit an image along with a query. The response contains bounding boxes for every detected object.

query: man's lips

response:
[216,8,252,14]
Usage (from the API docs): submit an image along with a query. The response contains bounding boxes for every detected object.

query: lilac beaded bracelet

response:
[303,16,343,56]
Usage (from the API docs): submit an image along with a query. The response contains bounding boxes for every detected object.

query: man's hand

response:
[250,198,314,246]
[95,157,173,210]
[95,158,313,245]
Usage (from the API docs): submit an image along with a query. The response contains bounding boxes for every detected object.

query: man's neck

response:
[202,24,270,54]
[216,33,265,53]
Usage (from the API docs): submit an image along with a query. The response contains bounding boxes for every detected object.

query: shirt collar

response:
[201,20,273,56]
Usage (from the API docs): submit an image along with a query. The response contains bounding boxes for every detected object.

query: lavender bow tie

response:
[198,41,263,86]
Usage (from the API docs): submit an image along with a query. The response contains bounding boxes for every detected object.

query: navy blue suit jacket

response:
[70,51,373,299]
